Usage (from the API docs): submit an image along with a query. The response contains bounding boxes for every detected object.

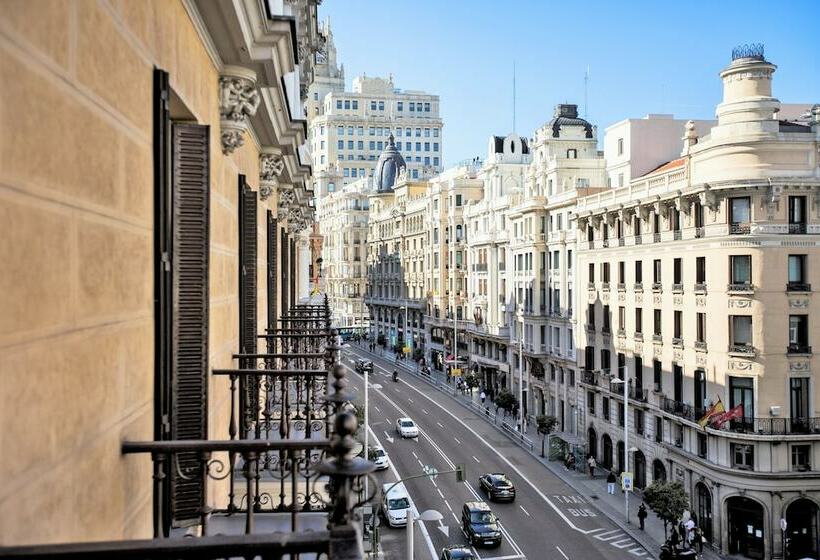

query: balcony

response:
[672,337,683,348]
[651,282,663,293]
[633,282,643,292]
[629,385,649,402]
[730,222,751,235]
[694,227,705,238]
[634,332,644,342]
[653,233,661,243]
[789,222,807,234]
[694,283,707,294]
[787,282,811,292]
[788,343,812,355]
[727,282,753,293]
[616,328,626,337]
[601,283,610,292]
[671,283,683,293]
[661,396,696,422]
[709,416,820,436]
[603,239,610,248]
[618,238,625,247]
[472,263,488,272]
[673,230,682,241]
[586,323,596,332]
[652,334,663,343]
[610,380,624,394]
[728,343,755,356]
[617,283,626,292]
[582,369,599,386]
[587,282,595,290]
[695,340,708,351]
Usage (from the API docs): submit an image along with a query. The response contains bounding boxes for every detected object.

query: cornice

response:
[180,0,222,71]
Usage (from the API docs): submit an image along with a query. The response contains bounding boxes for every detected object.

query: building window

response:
[655,416,663,443]
[635,307,643,334]
[654,309,662,336]
[424,102,431,111]
[730,316,752,350]
[731,443,754,470]
[792,444,811,471]
[602,305,611,333]
[635,260,643,284]
[789,195,807,233]
[696,256,706,286]
[788,255,807,290]
[653,259,662,284]
[788,315,809,353]
[397,101,403,111]
[587,391,595,415]
[378,101,384,111]
[653,360,662,392]
[344,100,350,109]
[635,409,645,435]
[673,311,682,340]
[697,433,707,459]
[729,197,751,234]
[696,313,706,343]
[617,137,624,155]
[336,100,342,109]
[673,258,682,286]
[603,397,610,421]
[352,100,358,109]
[729,376,754,428]
[370,101,376,110]
[618,306,625,331]
[567,148,577,159]
[730,255,751,286]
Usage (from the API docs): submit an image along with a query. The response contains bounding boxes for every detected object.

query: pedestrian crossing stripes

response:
[587,528,648,556]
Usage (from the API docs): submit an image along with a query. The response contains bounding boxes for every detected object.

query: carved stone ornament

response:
[279,188,296,207]
[790,361,810,372]
[635,294,643,304]
[260,153,285,182]
[696,296,706,307]
[653,345,662,358]
[673,296,683,306]
[277,207,289,221]
[219,66,260,155]
[789,299,810,309]
[728,299,752,308]
[728,360,753,371]
[696,354,707,366]
[673,349,683,362]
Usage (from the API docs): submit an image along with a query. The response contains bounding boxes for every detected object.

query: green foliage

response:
[643,481,689,537]
[462,372,480,389]
[536,415,558,435]
[413,348,424,361]
[495,389,518,412]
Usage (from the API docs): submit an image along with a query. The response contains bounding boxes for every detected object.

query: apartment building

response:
[0,0,350,555]
[576,49,820,559]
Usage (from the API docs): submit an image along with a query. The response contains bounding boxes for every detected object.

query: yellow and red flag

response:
[698,398,725,428]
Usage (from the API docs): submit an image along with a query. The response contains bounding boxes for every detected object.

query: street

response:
[343,345,651,560]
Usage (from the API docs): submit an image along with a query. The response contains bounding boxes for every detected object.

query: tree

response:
[495,390,518,415]
[643,481,689,538]
[536,415,558,457]
[462,372,480,391]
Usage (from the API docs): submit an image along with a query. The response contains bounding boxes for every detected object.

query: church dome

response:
[375,134,406,193]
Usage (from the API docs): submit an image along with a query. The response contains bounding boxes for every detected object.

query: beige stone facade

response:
[0,0,317,546]
[576,52,820,559]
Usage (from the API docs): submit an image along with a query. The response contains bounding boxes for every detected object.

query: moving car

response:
[395,417,419,438]
[370,446,389,470]
[461,501,502,548]
[478,473,516,502]
[439,546,475,560]
[381,482,410,528]
[355,359,373,374]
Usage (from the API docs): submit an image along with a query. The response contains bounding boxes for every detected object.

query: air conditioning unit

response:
[770,406,781,416]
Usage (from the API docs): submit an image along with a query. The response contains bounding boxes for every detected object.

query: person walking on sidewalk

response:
[637,503,648,530]
[587,455,596,478]
[480,390,486,405]
[607,471,617,494]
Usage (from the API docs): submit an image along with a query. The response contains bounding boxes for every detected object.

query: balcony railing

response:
[694,282,707,294]
[652,282,663,292]
[787,282,811,292]
[661,397,697,422]
[730,222,751,235]
[582,369,598,386]
[673,230,682,240]
[652,334,663,343]
[634,282,643,292]
[617,283,626,291]
[629,385,649,402]
[789,223,807,234]
[727,282,753,293]
[728,343,755,356]
[695,340,708,351]
[788,343,812,354]
[672,337,683,347]
[635,235,643,245]
[653,233,661,243]
[694,227,705,238]
[672,283,683,293]
[709,416,820,436]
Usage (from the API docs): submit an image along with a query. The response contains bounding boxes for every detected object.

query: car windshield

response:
[470,511,496,524]
[493,478,511,487]
[374,449,385,457]
[401,421,415,428]
[388,497,409,510]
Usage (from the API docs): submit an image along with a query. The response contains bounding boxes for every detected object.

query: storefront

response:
[727,496,765,560]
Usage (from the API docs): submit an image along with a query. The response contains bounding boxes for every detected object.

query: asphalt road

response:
[342,344,652,560]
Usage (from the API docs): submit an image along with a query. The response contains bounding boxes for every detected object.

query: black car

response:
[478,473,516,502]
[461,501,502,548]
[355,359,373,374]
[439,545,475,560]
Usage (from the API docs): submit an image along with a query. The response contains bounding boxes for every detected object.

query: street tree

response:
[495,390,518,415]
[535,415,558,457]
[643,480,689,538]
[462,372,480,391]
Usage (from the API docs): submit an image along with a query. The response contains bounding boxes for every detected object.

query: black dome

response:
[375,134,406,193]
[548,104,593,139]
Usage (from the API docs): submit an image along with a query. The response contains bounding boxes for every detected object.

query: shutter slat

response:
[170,123,210,526]
[267,211,278,330]
[239,177,258,432]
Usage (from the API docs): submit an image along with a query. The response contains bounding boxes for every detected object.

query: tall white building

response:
[308,73,444,196]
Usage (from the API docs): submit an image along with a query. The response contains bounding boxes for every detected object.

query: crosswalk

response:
[588,528,648,556]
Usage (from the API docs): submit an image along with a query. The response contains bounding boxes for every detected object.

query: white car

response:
[382,482,410,527]
[371,446,389,470]
[396,417,419,438]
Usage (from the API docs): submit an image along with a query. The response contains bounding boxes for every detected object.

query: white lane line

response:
[437,488,445,499]
[519,505,530,517]
[422,408,429,415]
[628,549,647,556]
[431,478,438,488]
[454,437,461,444]
[444,499,452,511]
[556,546,569,560]
[417,459,424,467]
[451,511,459,523]
[374,406,380,413]
[472,455,480,463]
[480,556,526,560]
[592,529,621,540]
[437,422,444,428]
[412,451,419,460]
[352,386,359,391]
[612,538,636,549]
[585,528,606,535]
[407,397,413,403]
[595,531,626,542]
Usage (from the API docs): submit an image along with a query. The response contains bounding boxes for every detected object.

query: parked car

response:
[461,501,502,548]
[478,473,516,502]
[355,359,373,374]
[439,545,475,560]
[395,417,419,438]
[370,446,389,470]
[381,482,410,528]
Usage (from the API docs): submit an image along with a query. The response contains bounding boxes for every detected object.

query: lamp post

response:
[400,304,409,355]
[611,367,630,524]
[519,315,526,432]
[407,509,443,560]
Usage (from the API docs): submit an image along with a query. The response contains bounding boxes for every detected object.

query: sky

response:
[319,0,819,167]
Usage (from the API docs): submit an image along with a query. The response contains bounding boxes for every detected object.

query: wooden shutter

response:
[281,229,289,314]
[267,210,278,330]
[290,237,297,307]
[169,123,210,526]
[238,176,257,435]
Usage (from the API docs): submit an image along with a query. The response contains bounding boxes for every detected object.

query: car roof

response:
[443,546,474,558]
[398,417,413,422]
[486,473,509,480]
[383,482,407,496]
[464,501,491,512]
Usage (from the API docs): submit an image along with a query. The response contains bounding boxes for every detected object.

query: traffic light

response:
[455,463,466,482]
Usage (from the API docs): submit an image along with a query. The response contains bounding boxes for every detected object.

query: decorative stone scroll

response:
[219,66,260,155]
[728,360,753,371]
[790,361,810,372]
[259,153,285,200]
[728,299,752,309]
[789,299,810,309]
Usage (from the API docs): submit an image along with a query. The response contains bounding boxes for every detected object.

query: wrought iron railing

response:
[730,222,751,235]
[661,396,696,422]
[629,385,649,402]
[709,416,820,436]
[788,223,807,234]
[787,282,811,292]
[581,369,598,386]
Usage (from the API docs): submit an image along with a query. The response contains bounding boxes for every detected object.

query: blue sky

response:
[319,0,818,167]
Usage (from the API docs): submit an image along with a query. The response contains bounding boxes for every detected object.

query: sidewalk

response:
[353,341,723,559]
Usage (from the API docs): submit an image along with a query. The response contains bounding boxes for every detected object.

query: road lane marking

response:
[431,478,438,488]
[451,512,459,523]
[444,499,452,511]
[595,530,625,541]
[412,451,419,460]
[407,398,413,403]
[374,406,380,413]
[480,556,526,560]
[629,549,647,556]
[519,505,530,517]
[612,538,636,548]
[437,488,444,499]
[422,408,428,415]
[454,437,461,444]
[472,455,480,463]
[437,422,444,428]
[556,546,569,560]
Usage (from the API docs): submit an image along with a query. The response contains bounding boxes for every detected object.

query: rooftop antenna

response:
[512,61,516,134]
[584,66,589,119]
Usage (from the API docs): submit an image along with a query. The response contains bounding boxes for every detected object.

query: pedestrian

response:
[587,455,597,478]
[695,526,704,553]
[607,471,617,495]
[480,391,486,404]
[638,503,648,530]
[684,516,695,548]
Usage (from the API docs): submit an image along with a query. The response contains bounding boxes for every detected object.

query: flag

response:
[710,404,744,429]
[698,398,725,428]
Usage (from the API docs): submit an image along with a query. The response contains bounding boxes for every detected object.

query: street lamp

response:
[407,509,443,560]
[610,368,630,524]
[400,304,409,356]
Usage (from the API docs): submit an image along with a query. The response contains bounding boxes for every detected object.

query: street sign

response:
[455,463,466,482]
[403,346,411,354]
[621,471,633,491]
[451,368,462,377]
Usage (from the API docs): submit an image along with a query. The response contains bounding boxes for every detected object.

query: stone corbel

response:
[604,210,616,227]
[576,216,589,231]
[219,66,261,155]
[675,194,691,217]
[277,187,296,213]
[699,186,717,212]
[590,214,602,229]
[259,152,285,201]
[638,204,651,221]
[653,199,669,219]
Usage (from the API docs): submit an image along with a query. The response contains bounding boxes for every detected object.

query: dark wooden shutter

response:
[267,210,278,330]
[169,123,210,526]
[238,176,257,435]
[290,237,297,307]
[281,229,289,314]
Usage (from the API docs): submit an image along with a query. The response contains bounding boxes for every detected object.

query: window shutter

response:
[267,210,278,330]
[281,229,289,314]
[170,123,210,526]
[238,176,257,435]
[290,237,297,307]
